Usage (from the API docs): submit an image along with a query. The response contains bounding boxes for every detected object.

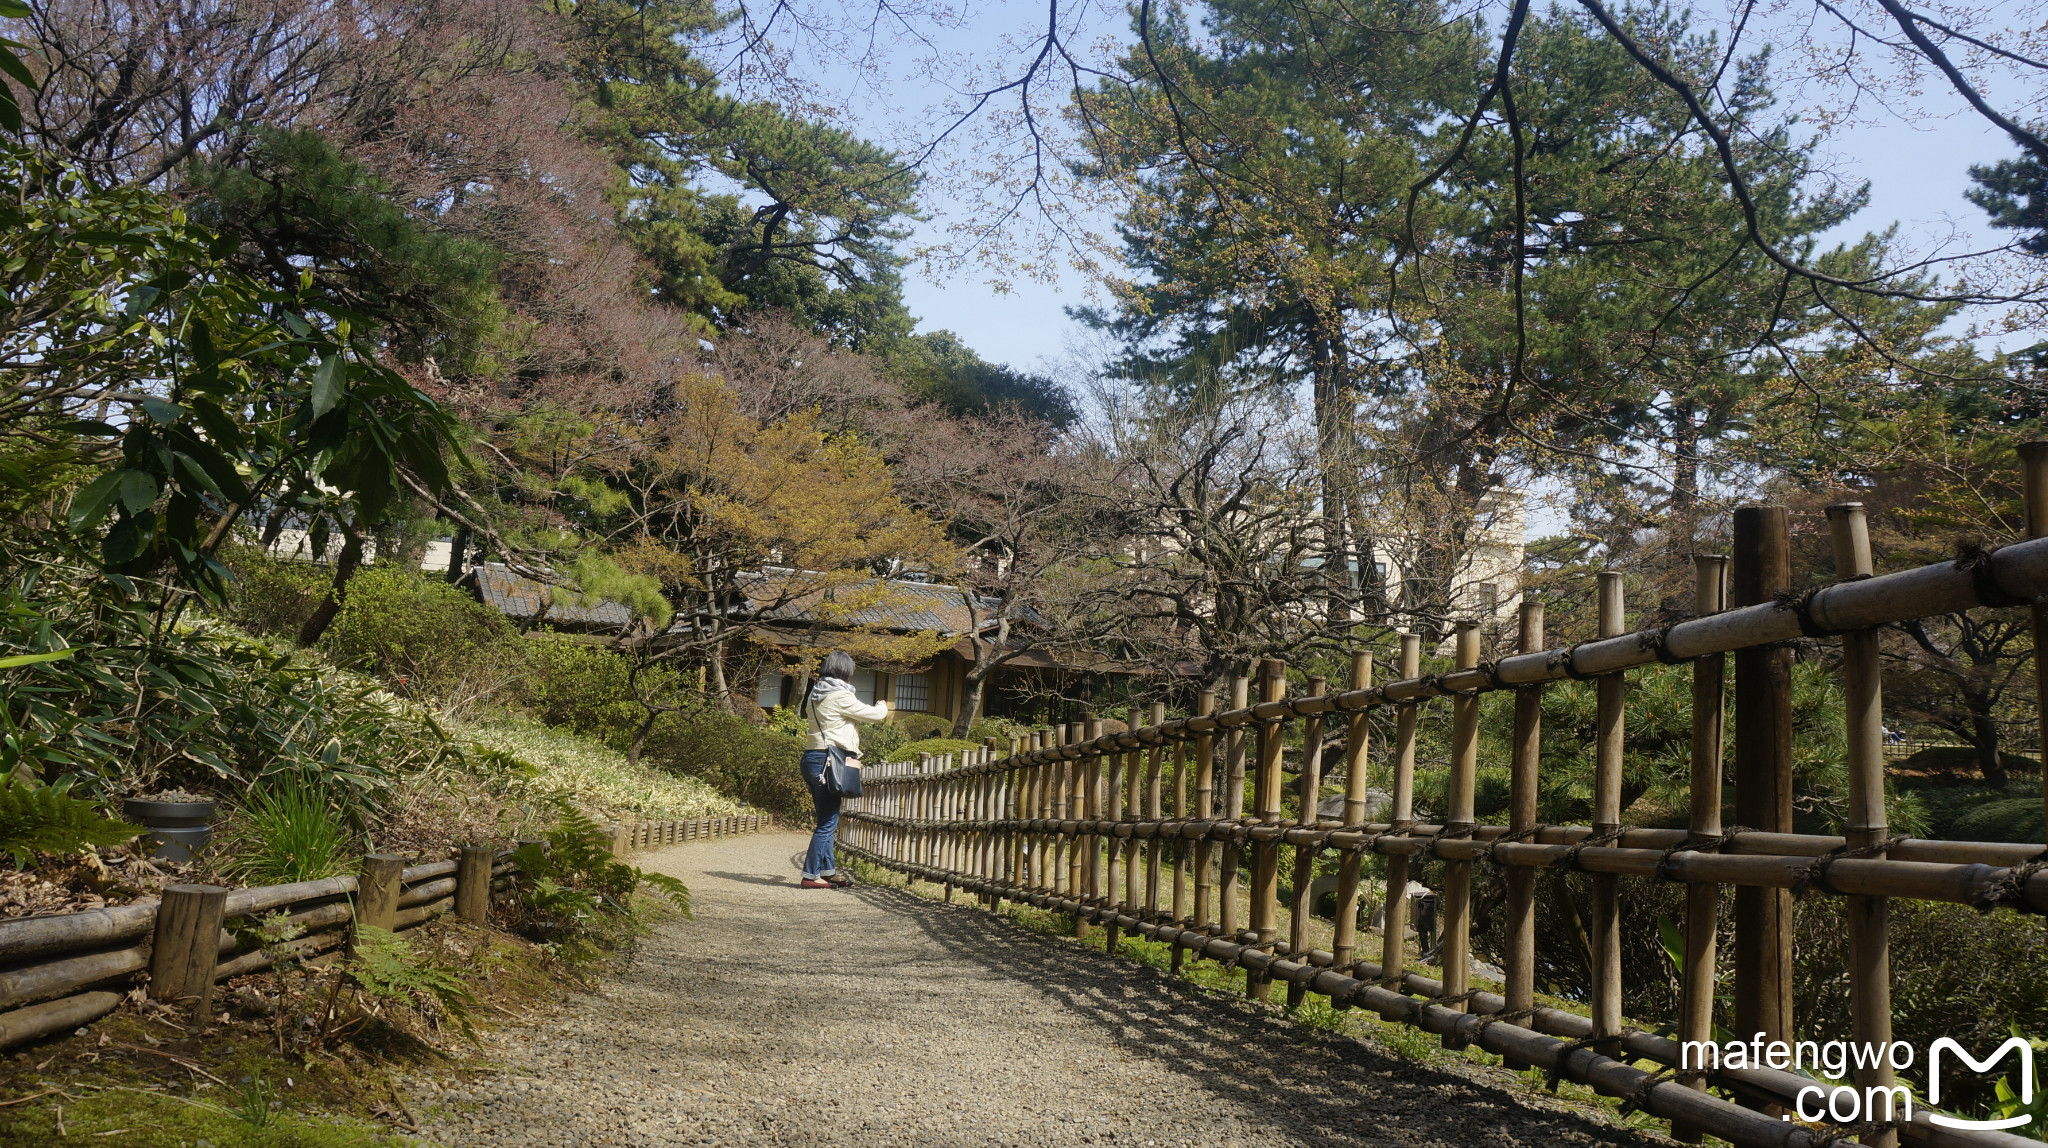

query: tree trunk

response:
[445,522,470,583]
[628,707,660,767]
[1670,398,1700,518]
[952,654,994,739]
[296,523,365,646]
[1968,701,2009,788]
[707,639,734,714]
[259,506,291,549]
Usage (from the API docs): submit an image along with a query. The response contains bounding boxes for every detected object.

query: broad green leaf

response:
[115,469,158,513]
[0,650,76,670]
[310,355,346,418]
[66,471,128,533]
[140,396,184,425]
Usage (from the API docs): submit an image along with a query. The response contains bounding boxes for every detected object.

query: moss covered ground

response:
[0,919,574,1148]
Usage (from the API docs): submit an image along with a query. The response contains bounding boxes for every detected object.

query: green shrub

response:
[1947,792,2046,843]
[968,715,1029,745]
[0,565,460,815]
[647,713,809,823]
[0,770,141,866]
[516,636,683,747]
[221,550,330,638]
[891,713,951,741]
[1917,780,2046,842]
[882,737,982,763]
[321,567,526,706]
[218,779,358,884]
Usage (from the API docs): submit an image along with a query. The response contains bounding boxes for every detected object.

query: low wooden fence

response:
[843,481,2048,1148]
[0,811,770,1052]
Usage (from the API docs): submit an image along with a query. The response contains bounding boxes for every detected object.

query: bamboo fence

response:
[840,462,2048,1148]
[0,812,771,1052]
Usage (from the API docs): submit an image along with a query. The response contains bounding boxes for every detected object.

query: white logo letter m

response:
[1929,1037,2034,1130]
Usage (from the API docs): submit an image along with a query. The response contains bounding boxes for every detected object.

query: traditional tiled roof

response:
[735,569,1003,636]
[472,564,635,630]
[469,563,1001,637]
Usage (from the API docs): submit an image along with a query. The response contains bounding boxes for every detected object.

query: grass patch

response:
[0,918,578,1148]
[460,717,744,821]
[0,1083,423,1147]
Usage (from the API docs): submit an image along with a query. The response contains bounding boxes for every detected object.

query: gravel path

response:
[408,832,1665,1147]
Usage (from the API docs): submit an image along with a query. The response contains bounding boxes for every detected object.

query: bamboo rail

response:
[841,449,2048,1148]
[0,811,769,1051]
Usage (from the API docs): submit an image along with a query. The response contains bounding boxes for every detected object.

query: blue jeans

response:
[800,749,841,878]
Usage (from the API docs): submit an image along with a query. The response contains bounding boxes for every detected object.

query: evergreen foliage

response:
[0,770,141,867]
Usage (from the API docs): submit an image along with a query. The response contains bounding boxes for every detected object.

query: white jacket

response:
[806,688,889,753]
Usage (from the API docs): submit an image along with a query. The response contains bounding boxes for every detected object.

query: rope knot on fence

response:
[1480,823,1554,865]
[1971,846,2048,914]
[1954,539,2035,608]
[1791,835,1911,898]
[1550,825,1631,871]
[1652,825,1755,882]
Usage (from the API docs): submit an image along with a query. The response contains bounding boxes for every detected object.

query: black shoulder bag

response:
[823,745,864,798]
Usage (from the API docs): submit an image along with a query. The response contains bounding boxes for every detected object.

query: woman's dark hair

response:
[819,651,856,681]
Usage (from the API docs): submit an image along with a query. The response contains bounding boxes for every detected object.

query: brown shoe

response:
[823,872,854,887]
[800,878,833,889]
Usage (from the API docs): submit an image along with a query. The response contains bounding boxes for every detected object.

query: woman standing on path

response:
[799,651,888,888]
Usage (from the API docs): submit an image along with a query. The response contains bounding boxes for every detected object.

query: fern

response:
[346,925,475,1035]
[0,770,141,866]
[507,803,692,957]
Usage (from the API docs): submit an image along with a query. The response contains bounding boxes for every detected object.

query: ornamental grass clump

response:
[218,779,357,885]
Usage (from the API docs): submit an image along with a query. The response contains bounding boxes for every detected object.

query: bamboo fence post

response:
[456,845,494,924]
[1676,553,1728,1144]
[1331,652,1373,1003]
[357,854,405,933]
[1591,573,1626,1054]
[1171,735,1188,925]
[1828,502,1898,1148]
[1080,719,1100,937]
[986,737,1003,908]
[1193,689,1218,956]
[1145,701,1166,921]
[1020,733,1035,892]
[1220,674,1251,948]
[1441,621,1482,1047]
[1062,725,1079,905]
[1125,712,1144,918]
[2024,441,2048,863]
[1380,634,1422,989]
[1016,743,1028,889]
[1104,714,1123,952]
[1287,674,1326,1008]
[150,884,227,1019]
[1032,732,1048,896]
[1089,717,1107,916]
[1247,660,1287,1000]
[1504,600,1544,1065]
[1732,506,1794,1076]
[1033,731,1049,894]
[943,763,957,901]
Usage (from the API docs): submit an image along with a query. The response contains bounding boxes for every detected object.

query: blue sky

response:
[898,117,2022,372]
[833,3,2031,374]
